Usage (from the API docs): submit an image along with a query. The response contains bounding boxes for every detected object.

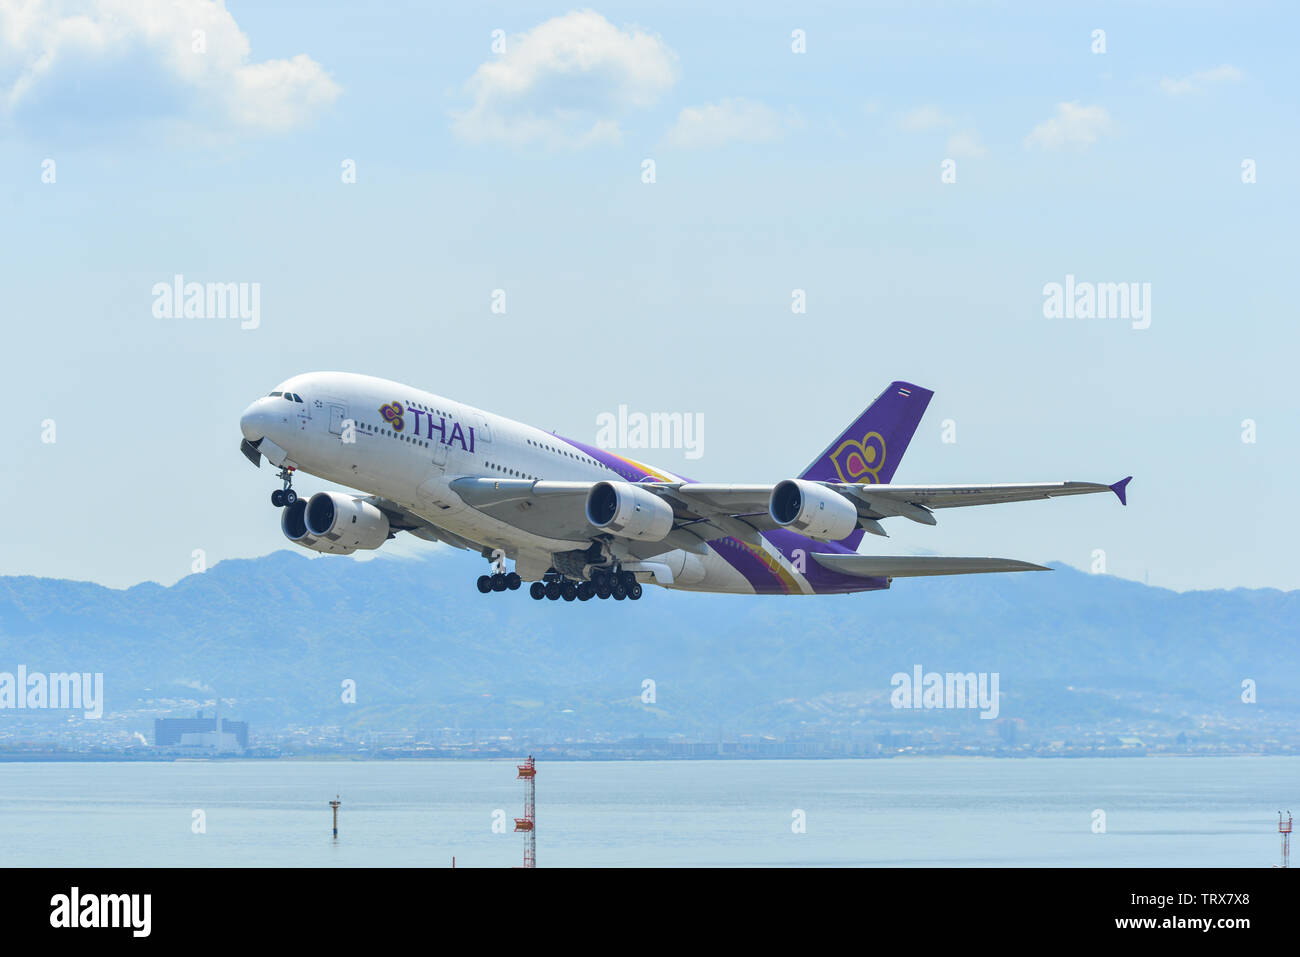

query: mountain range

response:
[0,549,1296,738]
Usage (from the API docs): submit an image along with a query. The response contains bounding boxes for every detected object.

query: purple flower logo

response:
[830,431,885,484]
[379,401,405,432]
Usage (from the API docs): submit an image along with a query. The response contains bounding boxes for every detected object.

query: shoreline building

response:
[155,707,248,752]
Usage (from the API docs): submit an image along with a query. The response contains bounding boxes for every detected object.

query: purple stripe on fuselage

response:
[763,528,890,595]
[557,433,685,484]
[717,537,793,594]
[555,433,887,595]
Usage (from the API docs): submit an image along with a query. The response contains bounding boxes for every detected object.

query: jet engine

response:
[285,491,391,553]
[585,481,674,542]
[768,479,859,541]
[280,498,358,554]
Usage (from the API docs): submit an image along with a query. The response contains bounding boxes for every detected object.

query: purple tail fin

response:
[800,381,934,484]
[799,380,934,549]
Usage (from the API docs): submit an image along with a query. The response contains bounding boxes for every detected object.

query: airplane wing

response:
[810,554,1050,578]
[365,496,485,551]
[644,477,1130,536]
[846,478,1131,519]
[446,478,718,557]
[444,475,1130,549]
[660,478,1127,512]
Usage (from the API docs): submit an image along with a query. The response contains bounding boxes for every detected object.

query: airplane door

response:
[469,412,491,445]
[431,441,448,469]
[328,403,347,435]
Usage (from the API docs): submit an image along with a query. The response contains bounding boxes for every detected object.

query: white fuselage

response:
[240,371,763,593]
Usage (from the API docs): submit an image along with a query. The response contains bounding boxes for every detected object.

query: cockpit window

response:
[292,393,304,403]
[269,391,283,397]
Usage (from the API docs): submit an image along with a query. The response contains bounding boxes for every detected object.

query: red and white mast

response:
[514,756,536,868]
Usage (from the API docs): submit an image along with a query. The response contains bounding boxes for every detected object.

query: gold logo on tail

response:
[830,432,885,484]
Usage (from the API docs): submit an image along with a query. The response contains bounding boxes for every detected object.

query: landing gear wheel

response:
[491,573,507,592]
[274,467,296,508]
[561,582,577,602]
[629,583,643,600]
[476,575,493,594]
[596,582,611,600]
[506,572,521,590]
[577,582,594,601]
[545,582,561,600]
[529,582,546,600]
[613,584,627,601]
[620,571,636,589]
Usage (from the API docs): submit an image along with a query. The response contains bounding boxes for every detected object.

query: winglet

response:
[1110,476,1132,506]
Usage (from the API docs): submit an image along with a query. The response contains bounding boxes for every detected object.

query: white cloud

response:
[452,10,677,148]
[900,105,953,131]
[1159,64,1243,95]
[1024,102,1112,149]
[946,129,987,158]
[224,54,341,130]
[665,97,786,149]
[900,106,985,157]
[0,0,340,131]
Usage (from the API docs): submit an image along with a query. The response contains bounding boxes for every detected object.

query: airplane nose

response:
[240,399,272,441]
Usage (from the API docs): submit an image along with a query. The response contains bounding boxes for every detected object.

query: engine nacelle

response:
[280,498,358,554]
[585,481,674,542]
[302,491,391,552]
[769,479,859,541]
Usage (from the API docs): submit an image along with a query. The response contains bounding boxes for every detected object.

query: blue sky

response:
[1,1,1296,591]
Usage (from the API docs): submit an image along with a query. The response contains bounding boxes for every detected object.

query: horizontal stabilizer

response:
[811,554,1050,578]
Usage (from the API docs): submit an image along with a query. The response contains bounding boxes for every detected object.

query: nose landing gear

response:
[270,467,298,508]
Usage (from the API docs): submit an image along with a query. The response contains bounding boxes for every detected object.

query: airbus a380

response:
[238,372,1130,603]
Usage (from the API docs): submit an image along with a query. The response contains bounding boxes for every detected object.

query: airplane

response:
[238,372,1130,603]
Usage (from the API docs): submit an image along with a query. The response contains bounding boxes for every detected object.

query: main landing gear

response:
[477,572,521,594]
[270,466,297,508]
[475,548,520,594]
[526,568,642,602]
